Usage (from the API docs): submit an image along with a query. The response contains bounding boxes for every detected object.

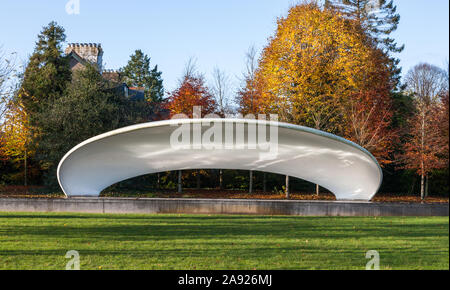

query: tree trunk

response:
[196,171,201,190]
[24,149,27,187]
[420,173,425,200]
[157,173,160,189]
[313,125,321,197]
[286,175,290,199]
[219,169,223,190]
[249,170,253,194]
[178,170,182,194]
[263,173,267,193]
[420,111,425,200]
[409,176,416,195]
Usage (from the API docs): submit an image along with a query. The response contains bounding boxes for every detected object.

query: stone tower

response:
[65,43,104,72]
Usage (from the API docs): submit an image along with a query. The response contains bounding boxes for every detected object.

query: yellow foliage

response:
[0,99,33,160]
[255,2,378,133]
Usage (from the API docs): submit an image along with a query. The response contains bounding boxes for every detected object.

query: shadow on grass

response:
[1,218,447,241]
[0,245,447,271]
[3,247,445,257]
[0,214,346,220]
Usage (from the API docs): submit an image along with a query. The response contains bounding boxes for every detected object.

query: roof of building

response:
[129,87,145,92]
[102,70,121,83]
[128,87,146,101]
[67,51,88,65]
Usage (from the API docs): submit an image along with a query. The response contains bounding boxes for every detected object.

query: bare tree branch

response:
[212,67,232,116]
[0,46,17,122]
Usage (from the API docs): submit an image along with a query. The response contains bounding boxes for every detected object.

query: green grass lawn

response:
[0,212,448,270]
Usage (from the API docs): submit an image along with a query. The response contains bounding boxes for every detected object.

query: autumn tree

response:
[437,65,448,165]
[164,60,218,191]
[0,137,10,184]
[254,3,397,148]
[121,49,164,103]
[236,46,265,115]
[341,48,398,165]
[439,91,449,163]
[248,3,398,195]
[0,99,33,185]
[165,61,216,118]
[254,3,375,131]
[401,63,448,199]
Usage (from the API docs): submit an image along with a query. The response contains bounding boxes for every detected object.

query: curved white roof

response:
[57,119,382,200]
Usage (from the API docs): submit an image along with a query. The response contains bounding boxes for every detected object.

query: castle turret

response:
[65,43,104,72]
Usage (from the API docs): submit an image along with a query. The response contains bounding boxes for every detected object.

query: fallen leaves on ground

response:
[0,186,447,203]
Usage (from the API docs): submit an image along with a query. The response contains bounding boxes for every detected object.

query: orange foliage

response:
[165,75,217,118]
[342,49,398,165]
[400,102,448,177]
[439,92,449,162]
[236,76,266,116]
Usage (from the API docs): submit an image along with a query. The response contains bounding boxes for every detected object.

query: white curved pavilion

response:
[57,119,382,200]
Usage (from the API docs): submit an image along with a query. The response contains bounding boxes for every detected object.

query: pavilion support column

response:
[196,171,201,190]
[249,170,253,194]
[157,173,160,189]
[263,172,267,193]
[178,170,182,194]
[219,169,224,190]
[316,184,320,196]
[286,175,290,199]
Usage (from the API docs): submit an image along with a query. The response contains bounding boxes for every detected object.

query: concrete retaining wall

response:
[0,198,448,216]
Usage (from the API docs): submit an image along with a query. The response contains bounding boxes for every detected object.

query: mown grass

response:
[0,212,448,270]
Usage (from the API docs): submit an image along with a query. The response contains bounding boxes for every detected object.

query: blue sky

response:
[0,0,448,92]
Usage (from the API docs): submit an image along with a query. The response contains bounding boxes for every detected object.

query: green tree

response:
[325,0,404,87]
[325,0,403,52]
[20,21,71,118]
[35,64,141,185]
[122,49,164,103]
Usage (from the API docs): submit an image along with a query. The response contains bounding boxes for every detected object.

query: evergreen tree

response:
[122,50,164,103]
[35,64,143,185]
[325,0,404,88]
[20,21,71,118]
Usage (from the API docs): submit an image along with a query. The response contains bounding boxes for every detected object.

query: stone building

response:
[65,43,103,72]
[65,43,145,101]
